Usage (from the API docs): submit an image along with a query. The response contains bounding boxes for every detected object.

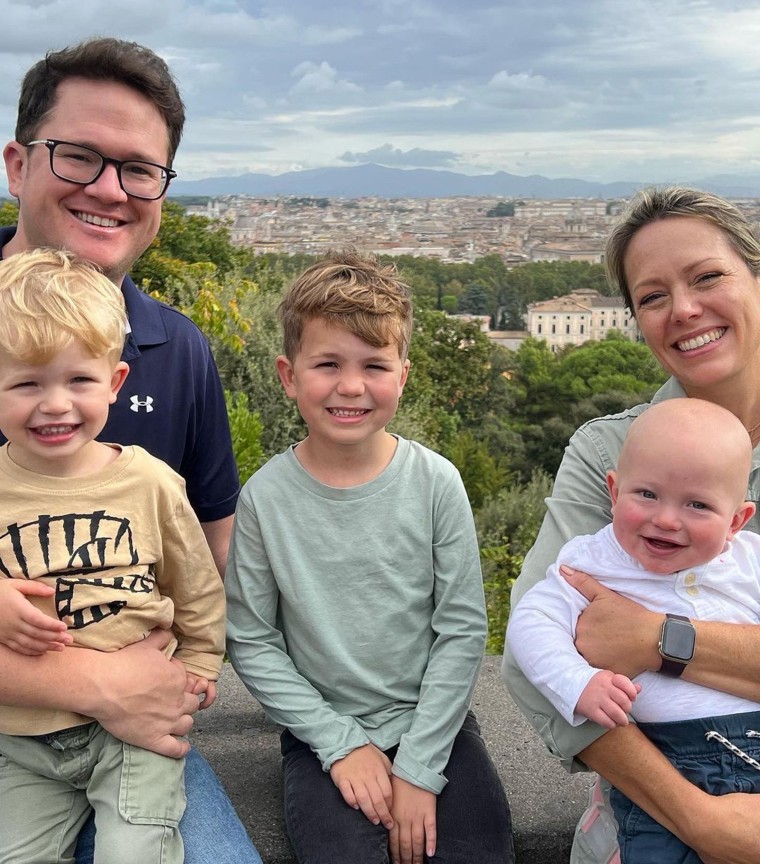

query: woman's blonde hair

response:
[605,186,760,313]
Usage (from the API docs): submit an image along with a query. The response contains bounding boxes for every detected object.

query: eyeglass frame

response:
[24,138,177,201]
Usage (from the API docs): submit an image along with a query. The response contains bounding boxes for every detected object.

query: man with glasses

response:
[0,37,262,864]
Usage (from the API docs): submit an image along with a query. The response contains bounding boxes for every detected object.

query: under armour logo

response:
[130,395,154,413]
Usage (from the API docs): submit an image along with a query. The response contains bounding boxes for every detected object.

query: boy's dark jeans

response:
[281,711,514,863]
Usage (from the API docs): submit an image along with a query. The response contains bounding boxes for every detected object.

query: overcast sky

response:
[2,0,760,187]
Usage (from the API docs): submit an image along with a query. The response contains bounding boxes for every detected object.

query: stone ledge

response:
[191,656,592,863]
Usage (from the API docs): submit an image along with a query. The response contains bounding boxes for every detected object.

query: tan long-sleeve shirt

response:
[0,444,225,735]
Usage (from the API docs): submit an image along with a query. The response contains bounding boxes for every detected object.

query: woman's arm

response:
[580,724,760,864]
[567,568,760,702]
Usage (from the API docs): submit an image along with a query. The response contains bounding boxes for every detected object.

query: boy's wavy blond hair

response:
[278,250,414,360]
[0,249,127,364]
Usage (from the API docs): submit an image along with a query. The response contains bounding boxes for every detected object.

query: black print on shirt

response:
[0,511,155,631]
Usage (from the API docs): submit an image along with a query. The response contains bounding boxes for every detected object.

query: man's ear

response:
[275,355,297,400]
[606,470,619,509]
[3,142,27,198]
[728,501,756,541]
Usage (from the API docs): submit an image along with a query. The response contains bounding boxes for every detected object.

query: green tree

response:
[486,201,515,218]
[457,283,491,315]
[0,201,19,226]
[225,391,265,484]
[477,470,553,652]
[131,203,256,357]
[217,289,304,459]
[133,201,246,280]
[446,430,509,510]
[402,310,493,449]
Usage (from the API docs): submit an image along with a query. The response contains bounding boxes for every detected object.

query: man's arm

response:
[0,630,198,758]
[201,514,234,579]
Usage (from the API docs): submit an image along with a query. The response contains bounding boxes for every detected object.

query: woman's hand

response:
[561,565,662,678]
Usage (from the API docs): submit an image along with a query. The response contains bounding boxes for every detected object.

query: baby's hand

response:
[330,743,394,829]
[389,776,437,864]
[576,669,641,729]
[0,581,72,655]
[185,672,217,709]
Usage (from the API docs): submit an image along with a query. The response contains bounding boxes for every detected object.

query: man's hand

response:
[329,743,394,829]
[576,669,641,729]
[90,629,198,758]
[389,776,436,864]
[0,581,72,655]
[561,565,661,677]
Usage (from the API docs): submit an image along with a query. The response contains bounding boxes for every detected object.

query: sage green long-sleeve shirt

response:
[226,437,486,794]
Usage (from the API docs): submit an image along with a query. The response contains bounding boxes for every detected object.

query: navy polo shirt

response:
[0,226,240,523]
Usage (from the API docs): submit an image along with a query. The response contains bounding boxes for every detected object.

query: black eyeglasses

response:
[25,139,177,200]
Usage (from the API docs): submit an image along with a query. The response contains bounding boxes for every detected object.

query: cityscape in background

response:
[186,193,760,267]
[186,193,760,351]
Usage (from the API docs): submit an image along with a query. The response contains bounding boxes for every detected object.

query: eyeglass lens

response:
[50,142,168,199]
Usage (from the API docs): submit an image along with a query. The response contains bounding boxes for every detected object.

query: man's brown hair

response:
[15,37,185,163]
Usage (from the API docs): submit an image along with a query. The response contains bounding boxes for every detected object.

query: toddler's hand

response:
[330,743,394,829]
[576,669,641,729]
[185,672,217,709]
[0,580,72,655]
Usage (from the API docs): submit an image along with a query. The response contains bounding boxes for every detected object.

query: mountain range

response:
[165,163,760,200]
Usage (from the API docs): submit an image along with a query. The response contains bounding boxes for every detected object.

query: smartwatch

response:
[658,613,696,677]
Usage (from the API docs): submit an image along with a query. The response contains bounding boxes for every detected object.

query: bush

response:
[225,391,265,485]
[476,470,552,652]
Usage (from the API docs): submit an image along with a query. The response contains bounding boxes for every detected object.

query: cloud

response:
[339,143,460,168]
[1,0,760,185]
[289,61,363,96]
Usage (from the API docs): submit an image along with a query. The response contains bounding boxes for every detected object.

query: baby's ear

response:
[606,470,619,508]
[728,501,755,540]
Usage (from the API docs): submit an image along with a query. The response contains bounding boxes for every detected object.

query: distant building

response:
[528,243,605,264]
[449,313,491,332]
[527,288,637,350]
[487,330,529,351]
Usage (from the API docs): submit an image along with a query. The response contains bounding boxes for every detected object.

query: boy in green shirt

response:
[226,251,513,864]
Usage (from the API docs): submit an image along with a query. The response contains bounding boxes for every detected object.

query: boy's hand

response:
[0,581,72,655]
[329,743,394,829]
[185,672,217,709]
[389,776,436,864]
[576,669,641,729]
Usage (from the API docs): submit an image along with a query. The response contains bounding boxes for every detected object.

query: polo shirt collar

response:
[120,274,169,349]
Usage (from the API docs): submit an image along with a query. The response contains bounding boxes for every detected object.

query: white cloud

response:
[1,0,760,186]
[289,61,362,95]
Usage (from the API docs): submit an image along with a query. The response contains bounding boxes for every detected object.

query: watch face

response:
[661,618,696,662]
